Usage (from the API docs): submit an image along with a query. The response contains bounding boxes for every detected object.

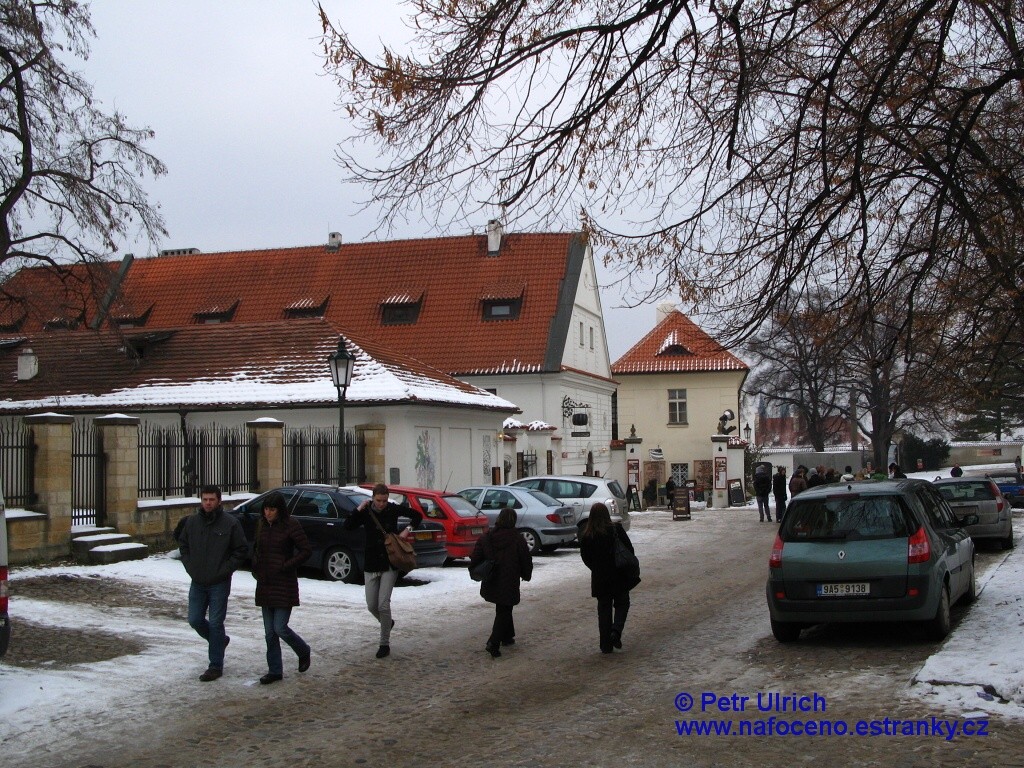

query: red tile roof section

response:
[2,233,580,376]
[611,310,748,374]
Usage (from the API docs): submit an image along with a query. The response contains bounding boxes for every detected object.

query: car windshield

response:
[781,494,914,541]
[527,490,562,507]
[937,482,995,502]
[444,494,485,518]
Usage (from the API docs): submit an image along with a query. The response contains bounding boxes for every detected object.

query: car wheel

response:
[926,584,951,640]
[323,547,359,583]
[963,558,977,604]
[770,618,801,643]
[518,528,541,555]
[1001,533,1014,550]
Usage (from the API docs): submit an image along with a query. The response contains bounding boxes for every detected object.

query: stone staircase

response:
[71,526,150,565]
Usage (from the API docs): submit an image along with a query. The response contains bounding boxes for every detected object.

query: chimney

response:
[327,232,343,251]
[656,302,677,325]
[17,347,38,381]
[486,220,503,255]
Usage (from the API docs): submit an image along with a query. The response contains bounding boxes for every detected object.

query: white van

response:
[0,487,9,657]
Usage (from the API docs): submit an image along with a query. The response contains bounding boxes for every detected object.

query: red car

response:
[365,484,489,560]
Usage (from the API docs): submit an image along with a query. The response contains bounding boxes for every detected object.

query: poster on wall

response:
[714,456,728,490]
[415,427,439,488]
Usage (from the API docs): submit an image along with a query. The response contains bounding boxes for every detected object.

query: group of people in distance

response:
[176,483,641,683]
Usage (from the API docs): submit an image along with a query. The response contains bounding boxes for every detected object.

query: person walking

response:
[178,485,249,682]
[950,464,963,478]
[840,465,856,482]
[788,466,808,497]
[889,462,907,479]
[252,491,312,684]
[772,466,788,523]
[579,502,641,653]
[344,483,422,658]
[752,466,772,522]
[664,476,677,508]
[469,507,533,658]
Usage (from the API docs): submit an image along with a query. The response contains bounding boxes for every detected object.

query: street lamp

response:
[743,422,752,441]
[327,337,355,484]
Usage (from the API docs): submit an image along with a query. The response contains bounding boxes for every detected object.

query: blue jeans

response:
[188,579,231,670]
[756,495,772,520]
[261,607,310,676]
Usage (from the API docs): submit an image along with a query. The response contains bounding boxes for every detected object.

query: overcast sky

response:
[78,1,661,360]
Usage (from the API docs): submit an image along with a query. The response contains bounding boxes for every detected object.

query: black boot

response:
[485,640,501,658]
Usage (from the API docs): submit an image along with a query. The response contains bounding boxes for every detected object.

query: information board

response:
[672,490,691,520]
[728,478,746,507]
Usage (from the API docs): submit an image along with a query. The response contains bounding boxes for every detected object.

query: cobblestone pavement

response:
[5,512,1023,768]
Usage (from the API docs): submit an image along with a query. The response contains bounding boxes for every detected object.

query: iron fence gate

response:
[0,423,35,507]
[72,422,106,526]
[138,425,257,499]
[284,426,365,486]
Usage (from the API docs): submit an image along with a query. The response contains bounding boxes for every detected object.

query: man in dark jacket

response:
[772,467,788,523]
[753,466,772,522]
[469,508,533,657]
[178,485,248,682]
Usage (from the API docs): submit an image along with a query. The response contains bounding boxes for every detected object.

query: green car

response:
[766,479,977,642]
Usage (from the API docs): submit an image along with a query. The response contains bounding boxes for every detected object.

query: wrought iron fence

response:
[139,425,257,499]
[284,426,365,486]
[0,422,35,507]
[72,422,105,526]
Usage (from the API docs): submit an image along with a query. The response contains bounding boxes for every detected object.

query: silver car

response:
[508,475,630,532]
[933,477,1014,549]
[458,486,577,554]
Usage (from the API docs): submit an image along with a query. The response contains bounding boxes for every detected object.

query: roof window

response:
[194,299,239,324]
[284,296,329,319]
[380,292,423,325]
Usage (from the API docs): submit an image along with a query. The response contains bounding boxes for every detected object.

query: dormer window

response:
[480,283,524,321]
[44,312,84,330]
[656,330,693,356]
[284,296,328,319]
[380,291,423,325]
[194,299,239,324]
[112,304,153,329]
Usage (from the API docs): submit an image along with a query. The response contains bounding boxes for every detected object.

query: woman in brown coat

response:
[253,491,312,684]
[579,502,640,653]
[469,507,533,658]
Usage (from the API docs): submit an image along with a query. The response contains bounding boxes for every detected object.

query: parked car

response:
[363,485,490,560]
[457,485,578,554]
[984,471,1024,508]
[509,475,631,532]
[0,487,9,658]
[766,479,977,642]
[229,485,448,582]
[933,477,1014,549]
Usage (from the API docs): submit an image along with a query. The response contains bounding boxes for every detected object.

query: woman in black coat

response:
[469,507,533,658]
[579,502,640,653]
[253,491,312,684]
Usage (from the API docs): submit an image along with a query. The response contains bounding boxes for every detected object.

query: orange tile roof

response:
[611,309,748,374]
[1,232,582,376]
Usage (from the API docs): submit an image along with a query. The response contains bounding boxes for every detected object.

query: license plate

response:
[471,527,484,535]
[414,531,432,541]
[817,582,870,597]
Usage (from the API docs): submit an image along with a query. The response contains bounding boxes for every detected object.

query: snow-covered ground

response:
[0,464,1022,759]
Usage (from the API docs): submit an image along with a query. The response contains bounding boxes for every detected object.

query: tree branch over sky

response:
[0,0,166,278]
[320,0,1024,346]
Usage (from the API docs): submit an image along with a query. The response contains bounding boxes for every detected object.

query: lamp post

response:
[743,422,752,442]
[327,338,355,485]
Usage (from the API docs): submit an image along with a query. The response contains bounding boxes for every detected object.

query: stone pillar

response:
[246,418,284,492]
[22,413,74,556]
[94,414,140,535]
[357,424,386,484]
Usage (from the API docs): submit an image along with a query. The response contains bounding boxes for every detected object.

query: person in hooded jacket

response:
[252,491,312,684]
[469,507,533,658]
[788,466,808,497]
[579,502,641,654]
[772,466,788,522]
